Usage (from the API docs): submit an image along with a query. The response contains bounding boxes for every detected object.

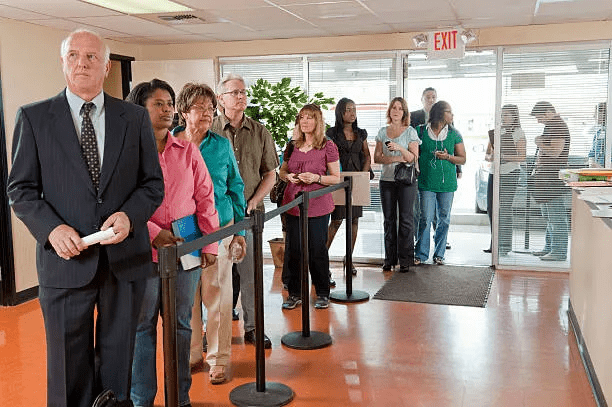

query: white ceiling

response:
[0,0,611,45]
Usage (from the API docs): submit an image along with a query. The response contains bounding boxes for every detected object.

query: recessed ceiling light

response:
[81,0,192,14]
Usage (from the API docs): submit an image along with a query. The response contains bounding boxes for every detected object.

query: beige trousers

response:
[190,234,233,367]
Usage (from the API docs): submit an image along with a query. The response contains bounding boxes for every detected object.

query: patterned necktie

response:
[80,102,101,191]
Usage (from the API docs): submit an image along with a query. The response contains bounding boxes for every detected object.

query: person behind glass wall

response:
[374,97,421,272]
[172,83,247,385]
[325,98,371,277]
[414,101,466,265]
[126,79,220,407]
[588,102,607,167]
[530,101,570,262]
[280,104,341,310]
[483,104,526,255]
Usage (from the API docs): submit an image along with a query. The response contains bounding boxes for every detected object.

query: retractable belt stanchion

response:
[281,191,333,350]
[330,176,369,303]
[230,209,294,407]
[159,245,179,407]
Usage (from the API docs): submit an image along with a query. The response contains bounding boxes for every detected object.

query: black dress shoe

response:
[399,266,410,273]
[244,330,272,349]
[446,242,451,250]
[382,264,392,271]
[92,390,134,407]
[483,248,492,253]
[92,390,116,407]
[232,309,239,321]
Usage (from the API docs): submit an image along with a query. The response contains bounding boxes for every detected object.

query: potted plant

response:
[244,77,334,267]
[245,77,334,150]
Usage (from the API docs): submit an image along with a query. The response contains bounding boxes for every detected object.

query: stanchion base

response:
[281,331,332,350]
[230,381,294,407]
[330,289,370,303]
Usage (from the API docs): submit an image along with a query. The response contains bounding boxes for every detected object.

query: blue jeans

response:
[131,264,201,407]
[540,197,569,256]
[415,190,454,261]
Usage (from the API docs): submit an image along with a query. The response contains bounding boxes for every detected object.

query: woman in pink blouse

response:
[126,79,219,407]
[279,104,340,310]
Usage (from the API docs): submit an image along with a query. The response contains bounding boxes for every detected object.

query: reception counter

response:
[569,188,612,405]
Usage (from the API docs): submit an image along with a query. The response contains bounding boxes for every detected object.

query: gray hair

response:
[217,73,245,94]
[60,29,110,65]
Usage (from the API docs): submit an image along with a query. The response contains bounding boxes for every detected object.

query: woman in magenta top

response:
[279,104,340,310]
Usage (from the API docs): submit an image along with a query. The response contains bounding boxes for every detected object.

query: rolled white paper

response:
[82,228,115,245]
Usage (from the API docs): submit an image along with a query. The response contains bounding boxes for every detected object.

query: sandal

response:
[209,365,227,384]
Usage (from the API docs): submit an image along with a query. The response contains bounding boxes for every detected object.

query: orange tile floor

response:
[0,262,596,406]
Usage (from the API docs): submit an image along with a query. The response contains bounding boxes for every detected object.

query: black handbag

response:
[270,142,295,204]
[394,162,418,185]
[270,173,288,204]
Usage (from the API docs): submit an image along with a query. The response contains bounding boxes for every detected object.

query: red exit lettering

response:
[434,30,458,51]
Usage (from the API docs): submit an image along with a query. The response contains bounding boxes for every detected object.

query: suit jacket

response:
[7,90,164,288]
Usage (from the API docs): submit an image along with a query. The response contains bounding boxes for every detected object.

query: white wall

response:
[132,59,215,95]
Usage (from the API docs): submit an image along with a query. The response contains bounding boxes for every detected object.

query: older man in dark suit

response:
[7,29,164,407]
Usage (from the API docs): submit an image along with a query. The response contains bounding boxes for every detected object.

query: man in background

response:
[212,73,277,349]
[530,101,570,262]
[7,29,164,406]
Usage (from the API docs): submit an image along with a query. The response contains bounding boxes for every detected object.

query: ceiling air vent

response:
[158,14,208,24]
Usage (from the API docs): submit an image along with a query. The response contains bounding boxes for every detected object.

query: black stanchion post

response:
[281,191,332,350]
[300,190,311,336]
[159,245,179,407]
[330,176,369,304]
[229,210,294,407]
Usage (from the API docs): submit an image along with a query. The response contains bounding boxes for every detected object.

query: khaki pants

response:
[190,235,234,367]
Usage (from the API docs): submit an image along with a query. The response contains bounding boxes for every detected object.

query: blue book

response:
[171,214,202,271]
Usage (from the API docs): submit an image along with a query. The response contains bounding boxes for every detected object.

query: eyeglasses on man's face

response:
[223,89,247,97]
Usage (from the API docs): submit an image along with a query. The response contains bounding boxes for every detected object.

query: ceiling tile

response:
[535,1,609,24]
[322,23,394,36]
[28,17,124,37]
[283,1,375,22]
[69,15,186,36]
[172,21,242,35]
[0,4,53,20]
[174,0,270,10]
[221,6,317,30]
[136,33,215,44]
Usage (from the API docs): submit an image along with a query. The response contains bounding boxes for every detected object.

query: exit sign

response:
[427,29,465,60]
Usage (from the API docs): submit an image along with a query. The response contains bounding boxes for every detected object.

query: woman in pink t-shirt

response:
[279,104,340,310]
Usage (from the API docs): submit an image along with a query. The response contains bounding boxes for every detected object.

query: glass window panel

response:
[499,44,610,270]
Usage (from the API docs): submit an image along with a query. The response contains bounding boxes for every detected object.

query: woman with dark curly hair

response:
[325,98,371,277]
[414,101,466,265]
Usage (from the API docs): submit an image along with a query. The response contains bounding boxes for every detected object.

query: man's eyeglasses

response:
[223,89,247,97]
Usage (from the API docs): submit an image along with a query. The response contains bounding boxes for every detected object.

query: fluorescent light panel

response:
[81,0,192,14]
